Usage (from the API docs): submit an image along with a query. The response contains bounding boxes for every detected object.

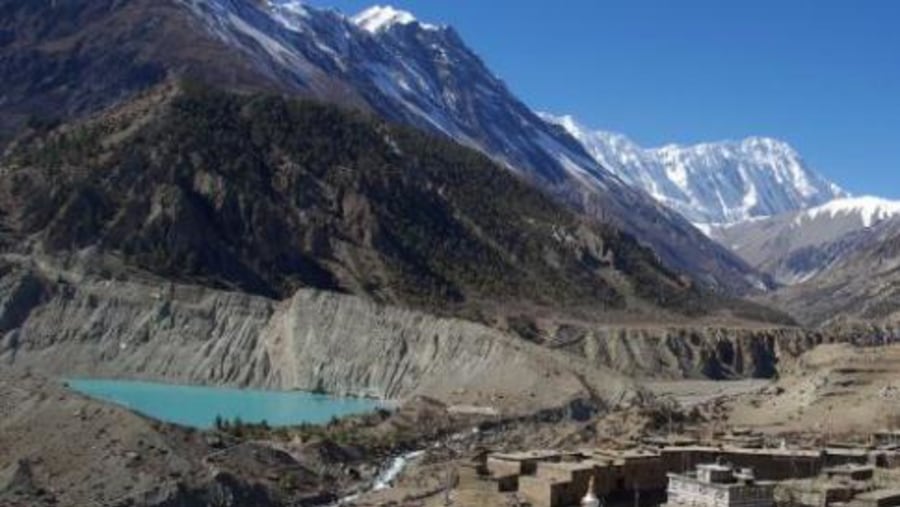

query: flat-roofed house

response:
[663,463,775,507]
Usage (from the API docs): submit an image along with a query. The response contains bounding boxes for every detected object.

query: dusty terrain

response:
[343,343,900,506]
[0,371,639,507]
[644,378,770,408]
[724,342,900,436]
[6,342,900,506]
[635,342,900,441]
[635,342,900,438]
[0,373,356,507]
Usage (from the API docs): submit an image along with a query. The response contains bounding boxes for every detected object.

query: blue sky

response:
[310,0,900,198]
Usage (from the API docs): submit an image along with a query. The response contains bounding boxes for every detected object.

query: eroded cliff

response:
[0,263,641,413]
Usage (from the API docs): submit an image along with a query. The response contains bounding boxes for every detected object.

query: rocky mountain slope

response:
[544,114,845,226]
[761,217,900,326]
[0,84,788,325]
[0,373,340,507]
[1,255,890,407]
[711,196,900,285]
[0,260,644,414]
[0,0,766,294]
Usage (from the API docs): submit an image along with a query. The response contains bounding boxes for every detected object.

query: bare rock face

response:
[0,271,277,388]
[2,260,890,412]
[261,290,645,409]
[0,267,48,334]
[551,324,892,380]
[0,264,642,413]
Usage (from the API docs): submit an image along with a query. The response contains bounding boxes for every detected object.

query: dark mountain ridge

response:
[0,83,791,326]
[0,0,769,295]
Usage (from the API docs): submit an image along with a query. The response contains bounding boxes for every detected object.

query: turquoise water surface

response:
[67,379,382,429]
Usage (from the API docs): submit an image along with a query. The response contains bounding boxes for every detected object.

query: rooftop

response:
[491,450,568,461]
[538,460,606,473]
[591,448,661,459]
[825,448,870,456]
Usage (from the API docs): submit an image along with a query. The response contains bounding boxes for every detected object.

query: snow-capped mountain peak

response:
[352,5,437,33]
[799,196,900,228]
[543,113,846,226]
[269,0,309,18]
[538,112,672,200]
[547,114,584,136]
[167,0,769,293]
[711,195,900,286]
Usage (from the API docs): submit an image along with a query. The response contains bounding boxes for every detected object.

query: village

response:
[362,428,900,507]
[343,342,900,507]
[485,438,900,507]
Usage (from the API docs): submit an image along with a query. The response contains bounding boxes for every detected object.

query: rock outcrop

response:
[3,259,889,418]
[550,323,894,380]
[0,263,642,413]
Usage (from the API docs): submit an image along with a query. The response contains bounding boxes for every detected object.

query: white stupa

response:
[581,476,600,507]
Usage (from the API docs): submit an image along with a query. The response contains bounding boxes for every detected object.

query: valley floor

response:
[725,342,900,436]
[3,258,900,506]
[6,342,900,506]
[348,343,900,506]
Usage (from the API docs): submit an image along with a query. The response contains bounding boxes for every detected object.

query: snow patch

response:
[542,113,846,225]
[353,5,437,33]
[798,196,900,228]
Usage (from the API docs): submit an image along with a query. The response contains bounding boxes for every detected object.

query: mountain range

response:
[544,114,846,226]
[761,215,900,326]
[3,83,789,329]
[2,0,900,328]
[710,196,900,285]
[0,0,767,294]
[5,3,900,506]
[543,112,900,324]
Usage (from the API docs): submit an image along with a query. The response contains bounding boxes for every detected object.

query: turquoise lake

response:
[66,379,382,429]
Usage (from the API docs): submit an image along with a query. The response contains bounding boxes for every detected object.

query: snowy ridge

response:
[174,0,770,293]
[543,114,846,225]
[711,195,900,286]
[798,196,900,228]
[353,5,437,32]
[179,0,623,196]
[540,114,686,208]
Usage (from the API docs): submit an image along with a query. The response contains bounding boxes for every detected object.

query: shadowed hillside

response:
[0,83,790,325]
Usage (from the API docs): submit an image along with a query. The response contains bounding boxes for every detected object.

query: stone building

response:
[663,463,774,507]
[492,450,666,507]
[483,444,900,507]
[873,430,900,448]
[660,446,823,481]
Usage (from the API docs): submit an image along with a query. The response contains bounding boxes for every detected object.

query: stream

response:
[335,450,425,504]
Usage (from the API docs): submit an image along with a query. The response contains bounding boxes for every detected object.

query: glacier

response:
[543,113,847,226]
